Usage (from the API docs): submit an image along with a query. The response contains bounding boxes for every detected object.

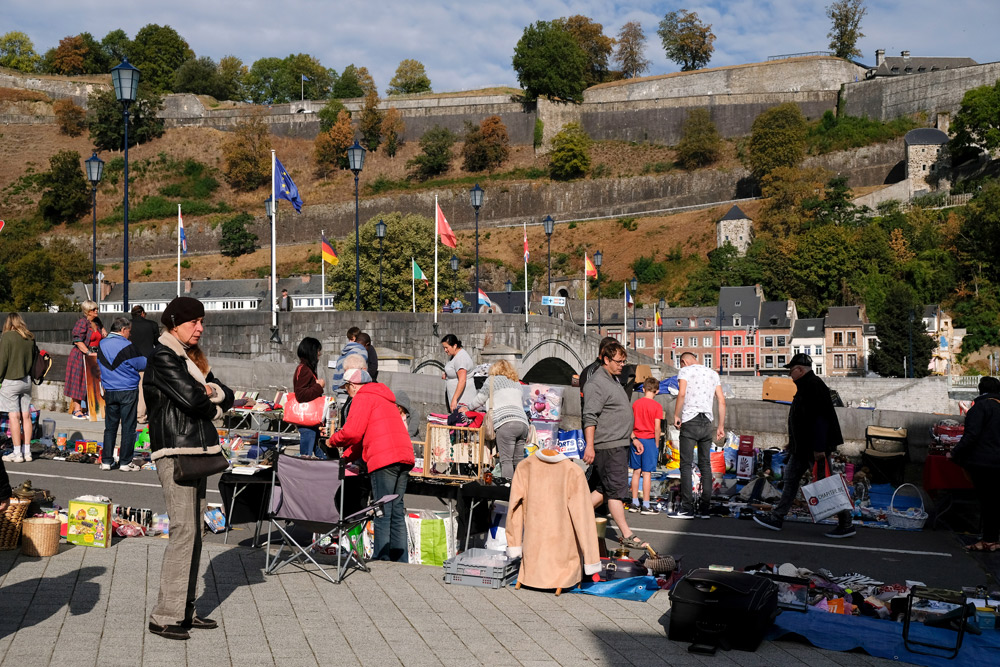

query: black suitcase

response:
[667,569,779,652]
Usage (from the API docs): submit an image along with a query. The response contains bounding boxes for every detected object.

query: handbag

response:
[173,452,230,482]
[801,458,852,523]
[283,392,327,427]
[482,377,496,442]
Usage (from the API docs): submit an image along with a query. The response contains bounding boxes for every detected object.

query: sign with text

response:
[541,296,566,306]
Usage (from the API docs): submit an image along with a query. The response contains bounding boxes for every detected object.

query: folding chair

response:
[264,452,396,583]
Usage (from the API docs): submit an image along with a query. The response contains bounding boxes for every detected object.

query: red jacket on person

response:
[329,382,415,473]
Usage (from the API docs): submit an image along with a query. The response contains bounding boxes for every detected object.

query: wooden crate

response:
[418,423,489,482]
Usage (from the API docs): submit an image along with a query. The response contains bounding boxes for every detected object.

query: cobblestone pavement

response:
[0,538,901,667]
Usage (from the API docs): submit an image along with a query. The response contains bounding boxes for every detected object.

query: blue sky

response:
[7,1,998,93]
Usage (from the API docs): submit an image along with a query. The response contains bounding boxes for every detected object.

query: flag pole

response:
[584,254,588,338]
[623,283,628,348]
[270,150,277,330]
[523,220,528,327]
[321,230,326,312]
[176,204,181,297]
[434,196,439,326]
[411,258,416,313]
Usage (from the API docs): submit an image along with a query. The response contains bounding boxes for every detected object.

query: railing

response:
[949,375,981,388]
[767,51,833,61]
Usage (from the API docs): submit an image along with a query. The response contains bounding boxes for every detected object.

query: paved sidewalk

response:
[0,539,899,667]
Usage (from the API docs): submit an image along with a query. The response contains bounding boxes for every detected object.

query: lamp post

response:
[505,279,513,314]
[718,309,725,373]
[85,151,104,310]
[630,276,638,350]
[543,215,554,316]
[908,309,915,379]
[111,58,139,312]
[347,141,366,311]
[658,297,667,362]
[375,218,386,312]
[594,250,603,335]
[470,184,484,311]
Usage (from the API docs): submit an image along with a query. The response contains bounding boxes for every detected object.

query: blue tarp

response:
[568,576,661,602]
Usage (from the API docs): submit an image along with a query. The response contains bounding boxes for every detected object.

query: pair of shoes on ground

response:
[2,452,31,463]
[100,462,142,471]
[149,616,218,641]
[668,503,711,520]
[628,503,659,515]
[752,512,857,539]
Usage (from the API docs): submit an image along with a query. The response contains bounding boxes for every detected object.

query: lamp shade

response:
[470,183,484,210]
[450,255,459,272]
[543,215,554,236]
[505,279,513,293]
[347,141,366,174]
[659,298,667,312]
[85,151,104,185]
[630,277,638,292]
[375,218,387,239]
[111,58,140,105]
[593,250,602,268]
[264,196,274,219]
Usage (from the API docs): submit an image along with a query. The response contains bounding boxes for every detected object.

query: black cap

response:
[161,296,205,329]
[784,353,813,369]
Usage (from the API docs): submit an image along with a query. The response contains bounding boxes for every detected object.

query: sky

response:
[7,1,999,93]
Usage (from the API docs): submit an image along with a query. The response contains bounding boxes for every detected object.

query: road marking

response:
[635,527,953,557]
[6,470,222,495]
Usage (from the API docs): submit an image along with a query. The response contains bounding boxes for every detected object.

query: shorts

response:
[0,377,32,413]
[588,445,630,501]
[629,438,658,473]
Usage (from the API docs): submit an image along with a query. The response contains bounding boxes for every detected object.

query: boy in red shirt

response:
[629,377,663,515]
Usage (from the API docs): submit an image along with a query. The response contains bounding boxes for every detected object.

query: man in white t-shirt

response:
[670,352,726,519]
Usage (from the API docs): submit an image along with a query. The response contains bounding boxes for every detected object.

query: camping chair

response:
[264,451,396,583]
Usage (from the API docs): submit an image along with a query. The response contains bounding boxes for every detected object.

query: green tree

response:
[615,21,650,79]
[381,107,405,158]
[680,244,762,306]
[785,224,857,315]
[869,283,935,377]
[511,20,587,102]
[217,55,248,101]
[950,80,1000,162]
[221,112,271,191]
[129,23,193,92]
[951,281,1000,360]
[87,84,165,151]
[0,229,89,312]
[318,98,350,132]
[78,32,110,74]
[244,57,285,103]
[173,56,227,98]
[331,64,366,98]
[38,150,90,226]
[675,108,722,168]
[314,109,354,176]
[745,103,807,180]
[386,59,431,95]
[554,15,614,86]
[801,175,866,227]
[0,31,40,72]
[219,212,259,257]
[461,115,510,172]
[245,54,334,104]
[826,0,867,60]
[100,29,132,64]
[657,9,716,71]
[756,166,831,236]
[407,125,456,180]
[548,122,591,180]
[358,88,382,151]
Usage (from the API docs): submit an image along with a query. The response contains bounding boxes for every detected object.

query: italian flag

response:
[413,260,428,285]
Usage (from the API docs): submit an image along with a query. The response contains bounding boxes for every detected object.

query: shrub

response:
[618,216,638,231]
[533,117,544,149]
[53,98,86,136]
[38,150,90,225]
[641,161,674,174]
[675,108,722,168]
[221,113,271,192]
[745,103,807,180]
[631,255,667,283]
[461,115,511,172]
[407,125,456,181]
[219,212,259,258]
[180,259,191,269]
[806,111,918,154]
[548,122,591,180]
[591,163,610,178]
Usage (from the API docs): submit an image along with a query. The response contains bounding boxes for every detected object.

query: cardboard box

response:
[67,499,112,548]
[762,377,797,402]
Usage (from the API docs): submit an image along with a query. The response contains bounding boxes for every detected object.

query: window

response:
[720,336,729,346]
[703,337,712,347]
[747,334,755,345]
[792,346,800,355]
[777,355,786,367]
[721,354,730,368]
[847,354,857,369]
[733,336,742,347]
[733,354,743,369]
[689,336,698,347]
[637,338,646,349]
[816,364,823,375]
[847,331,857,346]
[764,336,774,347]
[765,355,774,369]
[703,354,713,369]
[689,318,696,328]
[746,353,755,369]
[834,354,844,369]
[815,345,822,356]
[833,332,844,346]
[777,335,786,346]
[803,346,810,355]
[733,316,741,326]
[674,337,683,347]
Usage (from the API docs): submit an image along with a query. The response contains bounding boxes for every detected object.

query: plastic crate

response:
[443,548,519,589]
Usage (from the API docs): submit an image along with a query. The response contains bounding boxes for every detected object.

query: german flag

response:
[321,234,338,265]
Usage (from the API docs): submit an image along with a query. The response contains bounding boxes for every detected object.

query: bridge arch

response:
[518,338,587,384]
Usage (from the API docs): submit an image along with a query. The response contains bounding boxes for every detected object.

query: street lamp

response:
[347,140,366,311]
[630,276,638,350]
[85,151,104,310]
[375,218,386,312]
[594,250,603,335]
[111,58,139,311]
[505,279,513,314]
[543,215,554,316]
[470,184,484,312]
[908,309,915,379]
[449,255,460,311]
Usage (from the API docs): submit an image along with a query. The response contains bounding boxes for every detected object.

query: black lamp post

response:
[907,309,915,378]
[718,309,725,373]
[111,58,139,312]
[347,141,366,311]
[449,254,460,311]
[470,184,484,311]
[630,276,638,350]
[505,279,513,314]
[85,151,104,309]
[543,215,554,316]
[375,218,386,312]
[594,250,603,335]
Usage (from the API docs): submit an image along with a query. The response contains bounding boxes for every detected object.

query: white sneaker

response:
[23,453,32,462]
[100,463,113,471]
[2,453,24,463]
[120,462,142,472]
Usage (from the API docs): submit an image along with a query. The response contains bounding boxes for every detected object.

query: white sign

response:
[541,296,566,306]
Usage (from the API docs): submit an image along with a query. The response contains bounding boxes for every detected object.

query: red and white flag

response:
[436,202,457,248]
[523,229,530,264]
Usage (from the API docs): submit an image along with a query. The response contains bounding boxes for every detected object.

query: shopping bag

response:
[801,461,852,522]
[483,503,508,551]
[282,393,327,426]
[556,429,586,459]
[405,510,456,566]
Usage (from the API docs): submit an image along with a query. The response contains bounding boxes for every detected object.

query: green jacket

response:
[0,331,33,381]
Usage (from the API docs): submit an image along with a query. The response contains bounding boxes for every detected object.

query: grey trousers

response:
[495,420,529,478]
[149,456,207,626]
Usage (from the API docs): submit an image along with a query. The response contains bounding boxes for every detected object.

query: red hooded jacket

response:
[329,382,415,473]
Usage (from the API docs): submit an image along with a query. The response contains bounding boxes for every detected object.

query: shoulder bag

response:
[283,392,327,427]
[173,451,230,482]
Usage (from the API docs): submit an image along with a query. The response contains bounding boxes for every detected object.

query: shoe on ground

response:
[824,524,857,539]
[23,454,32,462]
[628,503,641,513]
[120,462,142,472]
[753,513,783,531]
[100,463,115,471]
[182,616,218,630]
[148,623,190,640]
[640,506,659,515]
[696,503,711,519]
[668,509,695,520]
[2,453,24,463]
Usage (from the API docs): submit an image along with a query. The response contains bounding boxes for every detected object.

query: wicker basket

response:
[21,517,62,557]
[0,498,31,550]
[888,483,928,530]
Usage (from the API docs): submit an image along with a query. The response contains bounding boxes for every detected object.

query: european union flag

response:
[274,157,303,213]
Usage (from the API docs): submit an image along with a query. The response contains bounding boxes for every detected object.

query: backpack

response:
[29,343,52,385]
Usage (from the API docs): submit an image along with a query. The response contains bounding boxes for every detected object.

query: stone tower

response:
[716,205,753,256]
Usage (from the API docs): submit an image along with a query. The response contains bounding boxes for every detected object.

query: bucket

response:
[710,451,726,474]
[21,517,61,557]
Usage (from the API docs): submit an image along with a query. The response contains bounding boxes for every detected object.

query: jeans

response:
[495,420,529,478]
[102,389,139,466]
[773,453,852,528]
[298,426,325,458]
[370,463,411,562]
[679,414,714,512]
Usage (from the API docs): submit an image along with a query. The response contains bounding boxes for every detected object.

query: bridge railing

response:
[949,375,981,388]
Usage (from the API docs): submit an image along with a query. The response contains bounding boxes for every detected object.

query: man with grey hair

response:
[97,316,147,471]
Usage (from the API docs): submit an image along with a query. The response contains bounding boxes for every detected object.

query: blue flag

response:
[274,157,303,213]
[301,74,310,81]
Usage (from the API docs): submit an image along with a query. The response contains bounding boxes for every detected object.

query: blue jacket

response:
[329,341,368,391]
[97,333,147,392]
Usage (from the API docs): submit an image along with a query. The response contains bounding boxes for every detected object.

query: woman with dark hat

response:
[145,297,234,640]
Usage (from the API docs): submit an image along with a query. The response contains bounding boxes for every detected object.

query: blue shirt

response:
[452,299,464,313]
[97,333,147,391]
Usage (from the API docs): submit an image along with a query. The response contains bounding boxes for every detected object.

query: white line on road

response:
[635,527,953,557]
[6,470,222,495]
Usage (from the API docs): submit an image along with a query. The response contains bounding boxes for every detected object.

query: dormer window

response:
[733,316,741,326]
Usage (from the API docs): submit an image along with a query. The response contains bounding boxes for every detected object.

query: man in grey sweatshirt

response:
[582,340,646,549]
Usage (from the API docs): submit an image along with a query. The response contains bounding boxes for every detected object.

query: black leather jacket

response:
[788,370,843,458]
[144,345,234,456]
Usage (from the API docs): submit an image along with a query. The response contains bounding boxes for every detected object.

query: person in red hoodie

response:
[328,368,415,562]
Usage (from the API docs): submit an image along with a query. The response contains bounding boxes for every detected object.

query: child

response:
[629,377,663,515]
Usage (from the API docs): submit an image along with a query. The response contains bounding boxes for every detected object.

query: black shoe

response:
[148,623,190,640]
[668,509,695,520]
[752,513,783,531]
[183,616,218,630]
[824,525,857,539]
[696,502,711,519]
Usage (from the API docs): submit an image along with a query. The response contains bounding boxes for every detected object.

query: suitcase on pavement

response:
[667,569,779,652]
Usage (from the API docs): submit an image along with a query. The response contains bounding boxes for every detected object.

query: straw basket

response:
[888,483,928,530]
[21,517,62,557]
[0,498,31,550]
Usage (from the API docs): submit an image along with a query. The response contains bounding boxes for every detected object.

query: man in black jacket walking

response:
[130,306,160,424]
[753,353,855,538]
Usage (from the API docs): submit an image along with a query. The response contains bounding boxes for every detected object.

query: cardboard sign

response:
[67,499,112,548]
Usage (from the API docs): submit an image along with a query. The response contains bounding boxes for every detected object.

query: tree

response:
[407,125,456,181]
[78,32,110,74]
[614,21,650,79]
[318,98,350,133]
[101,29,132,64]
[87,84,165,151]
[675,108,722,168]
[219,212,259,257]
[38,150,90,226]
[461,115,510,172]
[129,23,193,92]
[950,80,1000,161]
[217,55,248,101]
[657,10,716,71]
[381,107,405,158]
[173,56,227,98]
[50,35,87,75]
[245,54,334,104]
[826,0,867,60]
[745,103,807,180]
[957,182,1000,285]
[0,231,89,312]
[511,21,587,103]
[332,64,366,99]
[221,112,271,191]
[554,15,614,86]
[358,88,382,151]
[54,99,87,136]
[756,166,831,236]
[801,175,866,228]
[869,283,935,377]
[548,122,592,180]
[387,59,431,95]
[0,31,40,72]
[314,109,354,176]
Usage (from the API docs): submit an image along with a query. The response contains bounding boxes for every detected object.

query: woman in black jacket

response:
[144,297,234,640]
[951,376,1000,553]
